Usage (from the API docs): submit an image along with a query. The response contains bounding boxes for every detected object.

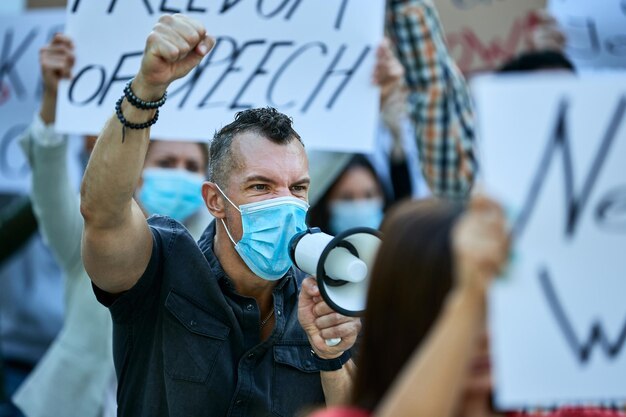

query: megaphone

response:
[289,227,382,317]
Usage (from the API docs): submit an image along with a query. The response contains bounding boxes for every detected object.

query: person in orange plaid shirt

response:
[386,0,477,200]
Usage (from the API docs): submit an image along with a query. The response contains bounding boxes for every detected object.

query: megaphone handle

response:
[325,338,341,347]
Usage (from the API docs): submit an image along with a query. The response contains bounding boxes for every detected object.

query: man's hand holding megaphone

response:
[298,277,362,359]
[292,227,382,368]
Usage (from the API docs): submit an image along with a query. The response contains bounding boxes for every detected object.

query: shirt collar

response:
[199,220,295,295]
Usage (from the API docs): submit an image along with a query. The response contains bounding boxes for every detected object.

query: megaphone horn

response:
[289,227,382,317]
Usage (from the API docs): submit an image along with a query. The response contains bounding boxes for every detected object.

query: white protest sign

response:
[473,74,626,408]
[0,9,82,195]
[549,0,626,70]
[56,0,384,152]
[434,0,546,74]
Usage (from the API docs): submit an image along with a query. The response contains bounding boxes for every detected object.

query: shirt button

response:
[247,353,255,360]
[189,320,196,327]
[276,310,281,316]
[235,399,243,405]
[246,304,254,311]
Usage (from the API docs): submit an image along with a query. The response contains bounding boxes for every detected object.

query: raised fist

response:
[135,14,215,99]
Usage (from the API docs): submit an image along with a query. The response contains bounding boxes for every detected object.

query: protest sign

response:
[473,73,626,408]
[56,0,385,153]
[549,0,626,70]
[0,9,82,195]
[433,0,546,74]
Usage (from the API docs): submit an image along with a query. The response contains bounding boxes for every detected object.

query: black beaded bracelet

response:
[115,96,159,142]
[309,349,352,372]
[123,79,167,110]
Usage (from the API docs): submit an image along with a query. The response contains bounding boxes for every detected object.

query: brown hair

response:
[351,198,462,411]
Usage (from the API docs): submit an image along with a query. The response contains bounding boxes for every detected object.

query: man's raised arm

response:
[80,14,214,293]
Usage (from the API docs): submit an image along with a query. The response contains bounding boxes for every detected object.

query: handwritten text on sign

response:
[56,0,385,152]
[549,0,626,70]
[473,74,626,408]
[0,10,75,194]
[433,0,546,74]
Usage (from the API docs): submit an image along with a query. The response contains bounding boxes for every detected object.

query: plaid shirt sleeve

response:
[386,0,477,200]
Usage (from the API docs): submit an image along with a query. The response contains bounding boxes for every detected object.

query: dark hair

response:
[498,50,575,73]
[208,107,303,188]
[351,198,462,411]
[307,154,391,233]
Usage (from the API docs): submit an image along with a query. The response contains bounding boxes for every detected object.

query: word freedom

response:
[70,0,352,30]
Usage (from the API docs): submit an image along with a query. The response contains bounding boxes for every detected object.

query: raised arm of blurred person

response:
[80,15,214,294]
[373,37,430,200]
[386,0,477,200]
[15,33,117,417]
[3,34,77,268]
[374,197,508,417]
[374,38,408,159]
[307,196,509,417]
[18,33,82,275]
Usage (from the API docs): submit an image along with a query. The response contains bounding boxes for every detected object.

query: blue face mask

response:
[329,199,384,235]
[217,185,309,281]
[139,168,206,222]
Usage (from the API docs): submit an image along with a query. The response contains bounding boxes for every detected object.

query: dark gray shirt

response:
[94,217,326,417]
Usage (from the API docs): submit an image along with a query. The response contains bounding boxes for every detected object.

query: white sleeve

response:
[19,114,84,276]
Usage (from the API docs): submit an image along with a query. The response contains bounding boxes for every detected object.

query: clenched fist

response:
[133,14,215,100]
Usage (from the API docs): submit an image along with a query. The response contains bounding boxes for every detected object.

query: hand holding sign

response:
[135,14,215,100]
[40,33,75,96]
[56,2,384,151]
[373,38,405,108]
[40,33,75,125]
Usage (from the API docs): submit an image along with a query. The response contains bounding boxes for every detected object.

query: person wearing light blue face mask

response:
[309,155,389,236]
[329,199,385,235]
[214,185,309,281]
[137,139,212,238]
[139,168,205,223]
[80,29,363,416]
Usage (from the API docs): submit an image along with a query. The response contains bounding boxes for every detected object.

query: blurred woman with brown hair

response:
[309,196,624,417]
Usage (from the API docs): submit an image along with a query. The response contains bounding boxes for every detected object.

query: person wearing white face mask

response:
[79,15,361,417]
